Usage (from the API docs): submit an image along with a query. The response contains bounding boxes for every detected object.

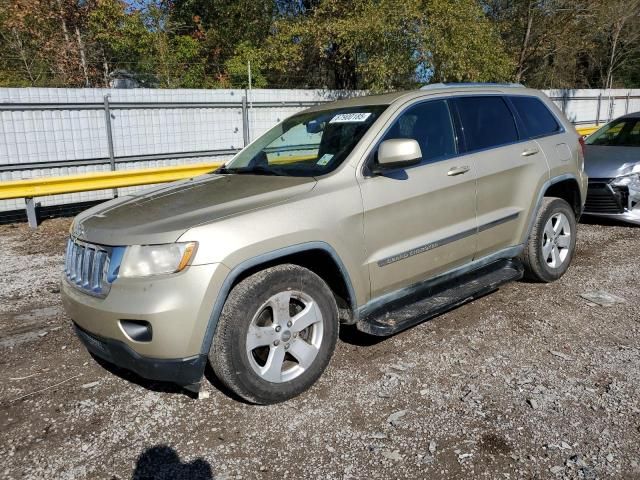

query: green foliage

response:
[0,0,638,89]
[259,0,512,91]
[416,0,514,83]
[224,42,268,88]
[88,0,153,81]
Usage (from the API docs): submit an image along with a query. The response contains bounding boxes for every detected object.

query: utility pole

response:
[247,60,253,143]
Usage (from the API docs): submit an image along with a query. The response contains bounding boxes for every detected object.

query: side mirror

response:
[306,120,324,134]
[373,139,422,173]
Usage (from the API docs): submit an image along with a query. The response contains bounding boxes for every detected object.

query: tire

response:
[209,264,339,404]
[520,197,577,283]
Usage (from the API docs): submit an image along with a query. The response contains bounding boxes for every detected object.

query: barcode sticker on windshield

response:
[329,112,372,123]
[317,153,334,166]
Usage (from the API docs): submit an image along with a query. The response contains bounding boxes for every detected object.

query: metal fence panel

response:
[1,87,639,214]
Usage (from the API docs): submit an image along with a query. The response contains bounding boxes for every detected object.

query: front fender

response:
[196,241,357,356]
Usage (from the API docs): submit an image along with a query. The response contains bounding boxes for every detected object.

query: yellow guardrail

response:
[0,162,222,200]
[576,125,599,136]
[0,154,318,201]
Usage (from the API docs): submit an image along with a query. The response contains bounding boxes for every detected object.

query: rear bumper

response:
[73,322,207,386]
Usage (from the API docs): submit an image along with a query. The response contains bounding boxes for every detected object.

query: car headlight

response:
[119,242,197,278]
[610,173,640,189]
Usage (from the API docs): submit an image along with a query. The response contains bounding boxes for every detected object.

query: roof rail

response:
[420,82,524,90]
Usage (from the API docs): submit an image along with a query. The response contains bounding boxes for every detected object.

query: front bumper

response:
[584,179,640,225]
[62,262,230,385]
[582,210,640,225]
[74,323,206,386]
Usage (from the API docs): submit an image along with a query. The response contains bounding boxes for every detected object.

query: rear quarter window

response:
[509,96,561,138]
[455,96,519,152]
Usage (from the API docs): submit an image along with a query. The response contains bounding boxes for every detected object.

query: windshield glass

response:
[585,118,640,147]
[220,105,387,176]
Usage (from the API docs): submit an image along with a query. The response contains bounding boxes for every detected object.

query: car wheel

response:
[209,264,339,404]
[520,197,577,283]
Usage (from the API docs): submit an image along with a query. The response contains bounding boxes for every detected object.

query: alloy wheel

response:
[246,290,324,383]
[542,212,571,268]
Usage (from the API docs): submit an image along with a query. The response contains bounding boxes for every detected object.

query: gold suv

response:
[61,84,587,404]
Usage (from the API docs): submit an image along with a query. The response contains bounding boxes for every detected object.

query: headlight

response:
[610,173,640,188]
[119,242,197,278]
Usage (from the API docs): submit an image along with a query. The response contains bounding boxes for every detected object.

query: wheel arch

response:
[543,177,583,217]
[524,174,583,245]
[199,242,357,356]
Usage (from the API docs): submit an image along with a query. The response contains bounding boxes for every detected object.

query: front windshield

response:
[220,105,388,177]
[585,118,640,147]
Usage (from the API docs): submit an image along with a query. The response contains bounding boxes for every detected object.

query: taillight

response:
[578,136,586,156]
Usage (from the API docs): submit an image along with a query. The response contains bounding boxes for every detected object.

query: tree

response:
[0,0,638,89]
[261,0,512,90]
[591,0,640,89]
[170,0,275,80]
[87,0,153,86]
[262,0,417,90]
[482,0,596,88]
[224,42,268,88]
[416,0,513,83]
[0,0,84,86]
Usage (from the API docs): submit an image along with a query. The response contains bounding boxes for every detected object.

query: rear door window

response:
[455,96,519,152]
[509,96,561,138]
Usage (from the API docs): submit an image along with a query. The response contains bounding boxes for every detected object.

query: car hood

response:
[73,174,317,246]
[584,145,640,179]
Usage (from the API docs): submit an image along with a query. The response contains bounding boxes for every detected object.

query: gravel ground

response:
[0,217,639,479]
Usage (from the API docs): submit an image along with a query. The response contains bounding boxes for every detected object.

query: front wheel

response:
[209,264,339,404]
[520,197,577,283]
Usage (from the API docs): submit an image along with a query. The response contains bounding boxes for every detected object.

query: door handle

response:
[521,148,539,157]
[447,166,470,176]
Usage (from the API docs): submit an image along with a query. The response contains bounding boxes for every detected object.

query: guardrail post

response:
[103,94,118,198]
[25,198,38,228]
[241,95,250,146]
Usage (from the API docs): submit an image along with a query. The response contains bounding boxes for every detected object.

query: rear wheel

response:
[521,197,577,282]
[209,264,339,404]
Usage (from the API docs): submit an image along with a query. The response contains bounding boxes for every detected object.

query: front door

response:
[358,99,478,299]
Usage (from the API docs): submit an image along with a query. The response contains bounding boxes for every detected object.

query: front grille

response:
[584,180,625,214]
[64,238,112,297]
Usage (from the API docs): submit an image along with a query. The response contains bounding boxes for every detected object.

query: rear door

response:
[507,95,572,181]
[358,99,478,298]
[452,95,549,259]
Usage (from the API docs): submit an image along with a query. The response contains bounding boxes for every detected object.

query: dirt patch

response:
[0,218,639,479]
[0,218,71,255]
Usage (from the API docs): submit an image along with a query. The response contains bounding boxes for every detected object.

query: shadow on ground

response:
[91,355,198,397]
[131,445,213,480]
[338,324,388,347]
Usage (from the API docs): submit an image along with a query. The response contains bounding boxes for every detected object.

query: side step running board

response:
[357,258,523,336]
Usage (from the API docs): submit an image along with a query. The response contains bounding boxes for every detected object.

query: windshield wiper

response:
[232,166,285,176]
[211,165,286,176]
[212,165,232,174]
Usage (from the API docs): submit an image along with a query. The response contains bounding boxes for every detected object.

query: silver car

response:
[584,112,640,224]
